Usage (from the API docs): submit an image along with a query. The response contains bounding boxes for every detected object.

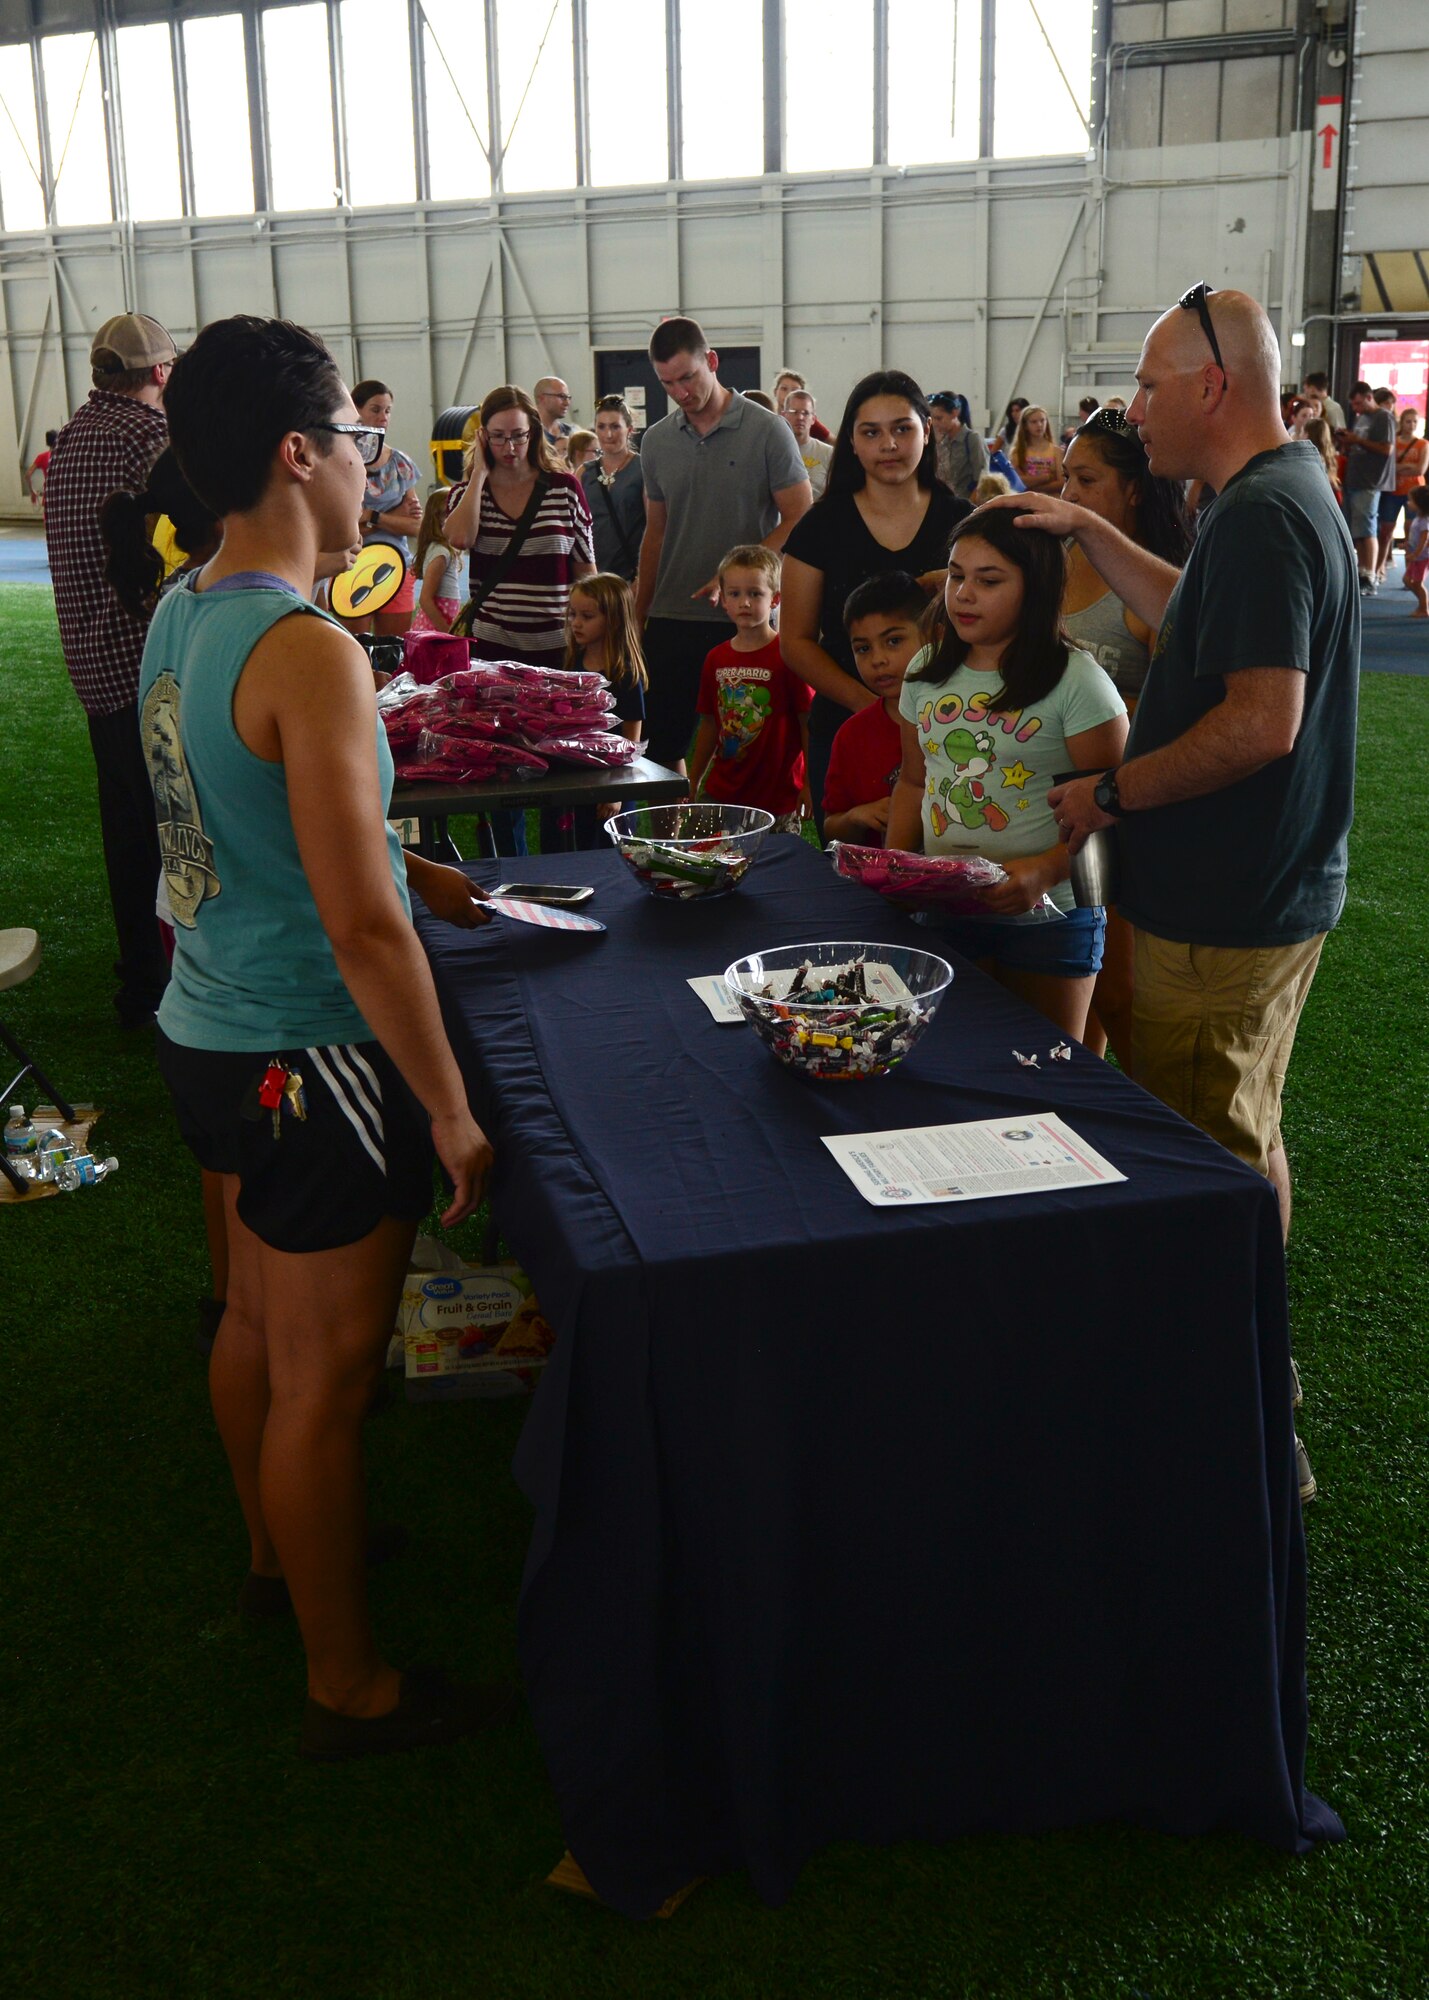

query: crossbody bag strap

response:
[595,470,640,575]
[451,473,550,639]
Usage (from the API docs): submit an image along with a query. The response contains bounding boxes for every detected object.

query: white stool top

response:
[0,928,41,992]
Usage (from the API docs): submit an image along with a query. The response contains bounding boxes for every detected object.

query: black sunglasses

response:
[1178,281,1226,379]
[310,421,384,465]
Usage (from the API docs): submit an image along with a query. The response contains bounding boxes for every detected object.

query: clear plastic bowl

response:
[605,804,776,901]
[724,941,953,1081]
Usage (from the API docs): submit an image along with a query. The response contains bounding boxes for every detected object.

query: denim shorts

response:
[1344,488,1381,541]
[915,903,1105,978]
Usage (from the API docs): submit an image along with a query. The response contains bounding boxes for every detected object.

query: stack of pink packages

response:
[829,841,1007,912]
[377,662,642,783]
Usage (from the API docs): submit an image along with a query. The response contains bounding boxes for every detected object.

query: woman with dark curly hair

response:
[1058,405,1192,1063]
[781,369,970,827]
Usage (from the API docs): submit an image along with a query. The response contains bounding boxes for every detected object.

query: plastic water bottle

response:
[34,1130,77,1181]
[56,1154,118,1192]
[4,1105,38,1159]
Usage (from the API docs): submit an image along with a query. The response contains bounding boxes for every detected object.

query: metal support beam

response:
[242,6,270,215]
[484,0,503,192]
[995,195,1086,421]
[665,0,682,183]
[872,0,888,169]
[979,0,996,161]
[1089,0,1111,142]
[327,0,349,206]
[95,4,127,241]
[572,0,590,188]
[170,14,196,220]
[762,0,781,176]
[408,0,431,202]
[29,12,57,223]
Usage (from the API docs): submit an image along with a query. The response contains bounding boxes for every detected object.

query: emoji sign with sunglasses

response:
[330,538,406,619]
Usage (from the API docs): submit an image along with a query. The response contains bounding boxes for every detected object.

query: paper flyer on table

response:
[823,1112,1126,1207]
[688,975,745,1024]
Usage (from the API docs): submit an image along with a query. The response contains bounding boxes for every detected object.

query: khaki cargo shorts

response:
[1130,930,1326,1177]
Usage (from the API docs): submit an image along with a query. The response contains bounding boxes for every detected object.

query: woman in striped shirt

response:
[444,384,595,670]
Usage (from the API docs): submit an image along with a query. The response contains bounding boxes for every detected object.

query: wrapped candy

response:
[829,841,1007,912]
[380,659,632,782]
[399,730,549,782]
[532,731,641,767]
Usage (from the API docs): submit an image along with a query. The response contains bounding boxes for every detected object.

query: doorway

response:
[592,346,763,436]
[1336,322,1429,422]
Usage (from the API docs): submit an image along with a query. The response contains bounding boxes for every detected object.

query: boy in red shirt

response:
[689,544,812,830]
[822,572,929,844]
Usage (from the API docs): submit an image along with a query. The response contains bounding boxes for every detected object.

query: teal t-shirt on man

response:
[1119,441,1359,949]
[137,576,410,1052]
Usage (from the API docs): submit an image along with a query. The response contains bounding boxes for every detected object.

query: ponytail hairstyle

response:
[564,570,648,689]
[906,504,1069,712]
[414,487,453,577]
[99,445,219,621]
[1069,407,1192,566]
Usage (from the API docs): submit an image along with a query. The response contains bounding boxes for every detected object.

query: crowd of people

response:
[35,285,1369,1755]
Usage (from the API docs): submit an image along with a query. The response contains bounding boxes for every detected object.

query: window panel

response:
[498,0,575,193]
[184,15,253,215]
[41,34,111,226]
[587,0,666,187]
[681,0,761,182]
[888,0,981,166]
[993,0,1093,159]
[785,0,873,174]
[263,4,336,210]
[0,45,47,231]
[421,0,491,201]
[340,0,415,205]
[116,24,182,221]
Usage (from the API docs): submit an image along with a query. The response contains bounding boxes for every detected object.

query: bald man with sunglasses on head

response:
[989,286,1360,1500]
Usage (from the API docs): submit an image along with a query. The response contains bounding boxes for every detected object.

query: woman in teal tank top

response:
[145,316,517,1759]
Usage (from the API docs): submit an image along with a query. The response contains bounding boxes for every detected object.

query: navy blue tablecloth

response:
[414,835,1342,1917]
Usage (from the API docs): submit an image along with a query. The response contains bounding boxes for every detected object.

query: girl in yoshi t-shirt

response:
[885,508,1127,1043]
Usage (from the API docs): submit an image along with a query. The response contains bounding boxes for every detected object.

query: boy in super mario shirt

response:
[689,545,812,830]
[822,571,929,845]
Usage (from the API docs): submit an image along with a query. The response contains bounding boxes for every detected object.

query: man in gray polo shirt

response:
[635,317,811,770]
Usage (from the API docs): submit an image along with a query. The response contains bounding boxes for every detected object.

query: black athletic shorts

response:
[156,1028,434,1253]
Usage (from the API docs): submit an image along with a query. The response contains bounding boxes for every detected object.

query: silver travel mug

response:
[1053,768,1120,909]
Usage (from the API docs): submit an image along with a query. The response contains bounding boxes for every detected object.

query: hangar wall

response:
[0,0,1334,510]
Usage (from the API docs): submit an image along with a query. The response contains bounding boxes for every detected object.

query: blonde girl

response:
[1010,405,1064,494]
[565,571,648,743]
[411,488,466,633]
[565,428,598,473]
[974,470,1012,506]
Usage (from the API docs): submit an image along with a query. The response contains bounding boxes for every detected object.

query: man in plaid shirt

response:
[46,312,177,1028]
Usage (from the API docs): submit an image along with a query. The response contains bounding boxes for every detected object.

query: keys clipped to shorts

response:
[257,1060,308,1140]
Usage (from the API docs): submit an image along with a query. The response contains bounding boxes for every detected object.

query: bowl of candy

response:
[605,803,775,901]
[724,942,953,1081]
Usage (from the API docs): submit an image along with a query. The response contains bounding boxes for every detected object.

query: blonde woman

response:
[1010,405,1064,494]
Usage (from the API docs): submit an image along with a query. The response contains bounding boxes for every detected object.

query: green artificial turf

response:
[1,578,1426,1998]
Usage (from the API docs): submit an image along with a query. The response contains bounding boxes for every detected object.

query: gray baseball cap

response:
[91,312,176,372]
